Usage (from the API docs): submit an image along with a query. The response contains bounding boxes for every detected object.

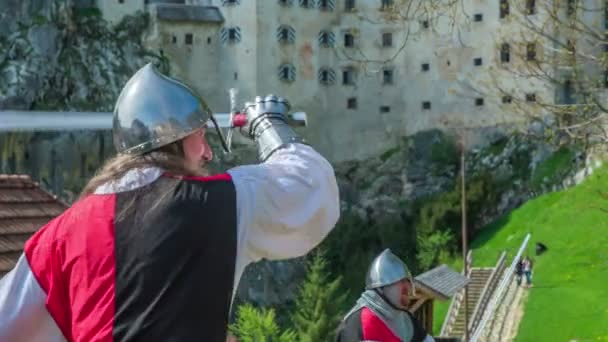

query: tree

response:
[476,0,608,146]
[331,0,463,74]
[290,251,348,342]
[228,304,296,342]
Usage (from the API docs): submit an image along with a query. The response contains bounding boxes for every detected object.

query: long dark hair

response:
[80,140,207,198]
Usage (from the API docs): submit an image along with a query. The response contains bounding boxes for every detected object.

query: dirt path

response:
[499,283,529,341]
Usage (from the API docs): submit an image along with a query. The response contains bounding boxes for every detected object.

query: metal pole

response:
[461,132,469,342]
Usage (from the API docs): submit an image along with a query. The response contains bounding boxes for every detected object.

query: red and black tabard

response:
[24,174,236,341]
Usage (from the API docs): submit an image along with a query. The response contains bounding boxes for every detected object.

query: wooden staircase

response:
[449,268,493,337]
[440,252,507,340]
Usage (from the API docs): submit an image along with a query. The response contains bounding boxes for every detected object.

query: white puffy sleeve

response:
[227,143,340,263]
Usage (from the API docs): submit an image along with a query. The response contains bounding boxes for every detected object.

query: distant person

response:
[522,256,533,287]
[515,259,523,286]
[335,249,435,342]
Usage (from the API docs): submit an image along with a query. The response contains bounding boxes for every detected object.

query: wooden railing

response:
[470,234,531,342]
[467,251,506,334]
[440,250,473,336]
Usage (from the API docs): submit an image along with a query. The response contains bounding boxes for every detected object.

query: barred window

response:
[318,67,336,85]
[344,32,355,47]
[500,0,509,18]
[381,0,393,10]
[318,30,335,47]
[345,0,355,11]
[526,0,536,15]
[526,42,536,61]
[526,93,537,102]
[500,43,510,63]
[382,68,394,85]
[319,0,335,10]
[299,0,314,8]
[277,25,296,44]
[347,97,357,109]
[220,27,241,44]
[382,32,392,47]
[279,64,296,82]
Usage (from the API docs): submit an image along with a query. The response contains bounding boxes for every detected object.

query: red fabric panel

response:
[163,173,232,182]
[25,194,117,342]
[361,307,402,342]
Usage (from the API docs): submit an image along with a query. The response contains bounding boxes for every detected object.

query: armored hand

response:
[242,94,305,161]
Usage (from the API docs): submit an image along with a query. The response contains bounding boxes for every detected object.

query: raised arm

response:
[227,95,340,262]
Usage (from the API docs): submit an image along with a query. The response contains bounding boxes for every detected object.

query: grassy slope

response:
[433,166,608,341]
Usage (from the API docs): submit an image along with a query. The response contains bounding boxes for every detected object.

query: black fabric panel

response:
[335,309,363,342]
[405,310,428,342]
[113,176,237,342]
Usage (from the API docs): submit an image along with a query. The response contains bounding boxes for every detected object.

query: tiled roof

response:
[414,264,470,300]
[0,175,67,277]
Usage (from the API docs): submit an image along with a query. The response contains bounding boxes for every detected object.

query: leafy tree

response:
[291,251,348,342]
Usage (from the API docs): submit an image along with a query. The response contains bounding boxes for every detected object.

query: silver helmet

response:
[365,249,413,290]
[112,63,213,155]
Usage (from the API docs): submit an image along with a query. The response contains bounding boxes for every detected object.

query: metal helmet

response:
[112,63,212,155]
[365,249,412,290]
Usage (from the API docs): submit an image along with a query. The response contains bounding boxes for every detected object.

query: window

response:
[566,39,576,55]
[118,0,124,3]
[299,0,314,8]
[567,0,576,16]
[381,0,393,10]
[172,35,177,44]
[526,0,536,15]
[278,64,296,82]
[185,33,193,45]
[474,57,483,66]
[380,106,391,113]
[345,0,355,11]
[526,93,536,102]
[474,13,483,22]
[500,43,510,63]
[421,20,429,29]
[382,32,393,47]
[526,43,536,61]
[605,0,608,29]
[318,67,336,85]
[319,0,335,10]
[222,0,240,5]
[383,68,394,84]
[319,31,335,47]
[502,95,512,104]
[422,101,431,110]
[234,72,238,80]
[562,79,575,104]
[228,29,238,41]
[343,67,357,85]
[421,63,430,71]
[475,98,484,106]
[500,0,509,18]
[207,37,212,44]
[278,0,293,6]
[220,27,241,44]
[277,25,295,44]
[344,32,355,47]
[347,97,357,109]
